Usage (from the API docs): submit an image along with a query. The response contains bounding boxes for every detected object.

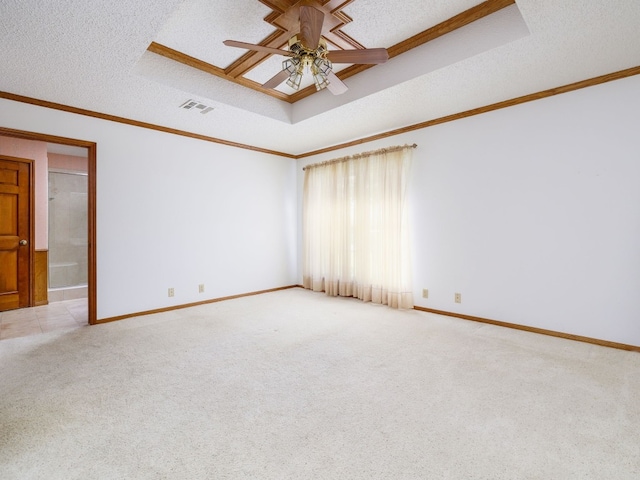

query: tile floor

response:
[0,298,88,341]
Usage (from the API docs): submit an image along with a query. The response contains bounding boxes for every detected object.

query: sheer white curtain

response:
[302,144,414,309]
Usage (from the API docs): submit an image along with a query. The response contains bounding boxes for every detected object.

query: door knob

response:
[19,239,28,246]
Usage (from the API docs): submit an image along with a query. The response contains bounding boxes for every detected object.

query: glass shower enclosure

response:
[48,170,88,299]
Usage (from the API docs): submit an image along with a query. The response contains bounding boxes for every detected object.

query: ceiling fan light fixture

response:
[313,56,331,75]
[311,56,332,91]
[286,72,303,90]
[283,57,303,90]
[312,71,329,91]
[225,9,388,96]
[283,57,300,75]
[286,70,303,90]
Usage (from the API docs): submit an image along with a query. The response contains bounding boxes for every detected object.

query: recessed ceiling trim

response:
[4,65,639,159]
[147,0,515,105]
[223,0,362,80]
[388,0,515,58]
[296,65,640,158]
[292,4,529,123]
[0,91,296,158]
[147,42,290,103]
[289,0,516,102]
[224,30,289,78]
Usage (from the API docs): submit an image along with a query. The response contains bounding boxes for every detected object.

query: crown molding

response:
[2,64,639,160]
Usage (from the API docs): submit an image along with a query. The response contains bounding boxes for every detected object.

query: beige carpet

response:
[1,288,639,479]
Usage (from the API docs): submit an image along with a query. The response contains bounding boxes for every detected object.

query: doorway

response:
[0,127,96,325]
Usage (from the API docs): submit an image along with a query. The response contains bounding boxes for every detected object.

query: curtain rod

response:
[303,143,417,171]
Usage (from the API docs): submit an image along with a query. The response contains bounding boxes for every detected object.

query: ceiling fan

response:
[223,5,389,95]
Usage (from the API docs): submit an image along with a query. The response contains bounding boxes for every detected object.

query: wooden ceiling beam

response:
[148,0,516,104]
[147,42,291,102]
[224,31,291,78]
[287,0,515,102]
[226,0,359,78]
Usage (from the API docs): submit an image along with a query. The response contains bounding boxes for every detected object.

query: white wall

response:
[3,74,639,345]
[0,99,298,319]
[297,75,640,347]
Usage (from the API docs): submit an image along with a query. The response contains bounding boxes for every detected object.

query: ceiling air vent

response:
[179,99,214,114]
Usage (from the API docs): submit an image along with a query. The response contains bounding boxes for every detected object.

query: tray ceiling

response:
[138,0,530,123]
[145,0,523,101]
[1,1,639,155]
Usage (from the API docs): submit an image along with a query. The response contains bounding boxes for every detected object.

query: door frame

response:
[0,127,97,325]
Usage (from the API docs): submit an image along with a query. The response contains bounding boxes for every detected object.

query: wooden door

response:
[0,156,32,311]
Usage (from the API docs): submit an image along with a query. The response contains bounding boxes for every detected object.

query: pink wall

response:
[0,136,48,249]
[48,153,88,173]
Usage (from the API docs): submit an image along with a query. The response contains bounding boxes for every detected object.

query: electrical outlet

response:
[199,284,205,293]
[422,288,428,298]
[168,288,174,297]
[454,293,461,303]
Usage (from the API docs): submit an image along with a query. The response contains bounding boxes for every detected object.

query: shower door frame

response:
[47,168,89,292]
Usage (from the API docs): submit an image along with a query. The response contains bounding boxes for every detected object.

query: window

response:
[302,145,414,309]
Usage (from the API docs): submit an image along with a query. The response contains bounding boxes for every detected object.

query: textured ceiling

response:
[137,2,529,124]
[1,1,639,155]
